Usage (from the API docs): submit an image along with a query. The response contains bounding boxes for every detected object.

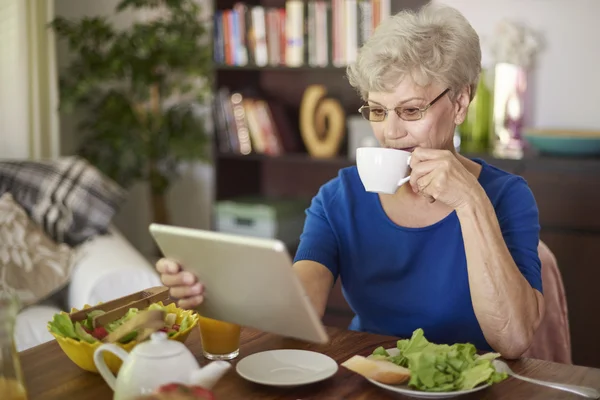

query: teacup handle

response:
[397,175,411,186]
[94,343,129,391]
[397,155,412,187]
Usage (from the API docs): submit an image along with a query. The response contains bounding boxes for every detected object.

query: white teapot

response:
[94,331,231,400]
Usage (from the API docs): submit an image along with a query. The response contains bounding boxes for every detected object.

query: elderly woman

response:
[157,4,544,359]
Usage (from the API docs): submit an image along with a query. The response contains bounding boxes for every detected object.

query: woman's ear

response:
[454,86,471,125]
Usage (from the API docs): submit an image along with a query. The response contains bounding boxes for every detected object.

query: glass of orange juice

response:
[198,316,241,360]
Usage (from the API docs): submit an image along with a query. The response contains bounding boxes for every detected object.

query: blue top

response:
[293,159,542,351]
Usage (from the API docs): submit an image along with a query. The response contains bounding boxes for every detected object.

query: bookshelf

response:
[210,0,429,328]
[211,0,429,203]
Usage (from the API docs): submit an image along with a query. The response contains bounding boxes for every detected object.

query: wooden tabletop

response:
[20,326,600,400]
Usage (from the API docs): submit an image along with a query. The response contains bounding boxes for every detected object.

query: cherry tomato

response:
[92,326,108,340]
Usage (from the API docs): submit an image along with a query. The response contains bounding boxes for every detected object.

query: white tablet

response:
[149,223,329,344]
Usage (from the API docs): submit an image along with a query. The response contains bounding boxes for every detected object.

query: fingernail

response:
[191,283,202,294]
[183,273,195,284]
[167,263,178,273]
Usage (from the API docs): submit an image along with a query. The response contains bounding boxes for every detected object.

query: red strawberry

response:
[156,383,182,393]
[190,386,215,399]
[172,324,180,331]
[92,326,108,340]
[155,383,215,399]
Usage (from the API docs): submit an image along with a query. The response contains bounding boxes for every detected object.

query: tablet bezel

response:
[149,223,329,344]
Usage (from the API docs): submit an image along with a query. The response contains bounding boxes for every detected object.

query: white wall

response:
[0,0,29,158]
[436,0,600,130]
[53,0,214,256]
[0,0,60,159]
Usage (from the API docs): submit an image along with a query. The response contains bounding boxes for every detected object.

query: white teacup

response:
[356,147,412,194]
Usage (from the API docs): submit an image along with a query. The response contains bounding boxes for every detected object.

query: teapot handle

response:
[93,343,129,391]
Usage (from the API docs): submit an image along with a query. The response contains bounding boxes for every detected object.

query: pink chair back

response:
[522,241,572,364]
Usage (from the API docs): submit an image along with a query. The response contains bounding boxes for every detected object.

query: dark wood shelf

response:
[215,151,353,166]
[214,64,348,72]
[214,149,600,169]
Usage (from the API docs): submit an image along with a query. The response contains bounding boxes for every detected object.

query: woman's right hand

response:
[156,258,205,309]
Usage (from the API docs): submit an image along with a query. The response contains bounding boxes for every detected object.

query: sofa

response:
[0,155,166,352]
[14,226,163,351]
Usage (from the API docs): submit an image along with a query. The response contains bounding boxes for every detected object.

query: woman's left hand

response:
[408,148,483,210]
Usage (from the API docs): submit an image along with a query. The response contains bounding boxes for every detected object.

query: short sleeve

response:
[293,185,340,280]
[496,177,543,294]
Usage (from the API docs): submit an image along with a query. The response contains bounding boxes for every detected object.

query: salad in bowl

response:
[47,301,199,374]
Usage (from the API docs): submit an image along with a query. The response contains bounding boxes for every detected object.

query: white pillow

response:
[67,227,162,310]
[15,305,61,351]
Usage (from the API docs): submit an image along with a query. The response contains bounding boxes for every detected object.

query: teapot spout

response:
[190,361,231,389]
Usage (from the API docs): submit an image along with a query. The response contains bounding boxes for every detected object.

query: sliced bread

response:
[340,355,411,385]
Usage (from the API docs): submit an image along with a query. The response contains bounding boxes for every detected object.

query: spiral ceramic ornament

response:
[299,85,345,158]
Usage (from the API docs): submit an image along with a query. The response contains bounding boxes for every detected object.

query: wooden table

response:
[20,326,600,399]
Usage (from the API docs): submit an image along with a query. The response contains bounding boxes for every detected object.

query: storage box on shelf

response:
[214,196,309,247]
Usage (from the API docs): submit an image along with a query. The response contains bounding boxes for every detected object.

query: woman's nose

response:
[383,112,407,140]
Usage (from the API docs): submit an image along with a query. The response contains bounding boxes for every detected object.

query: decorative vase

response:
[491,63,528,159]
[460,68,492,154]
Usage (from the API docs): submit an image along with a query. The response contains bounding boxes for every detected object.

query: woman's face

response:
[366,78,470,152]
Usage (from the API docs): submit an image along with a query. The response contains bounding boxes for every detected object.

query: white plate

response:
[236,349,338,387]
[364,348,491,399]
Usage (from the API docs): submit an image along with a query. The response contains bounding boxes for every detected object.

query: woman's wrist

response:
[456,184,490,217]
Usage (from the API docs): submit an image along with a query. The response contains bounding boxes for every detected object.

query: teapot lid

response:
[133,331,188,358]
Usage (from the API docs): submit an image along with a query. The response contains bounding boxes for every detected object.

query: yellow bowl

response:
[47,301,199,374]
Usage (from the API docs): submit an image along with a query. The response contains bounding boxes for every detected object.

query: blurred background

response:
[1,0,599,367]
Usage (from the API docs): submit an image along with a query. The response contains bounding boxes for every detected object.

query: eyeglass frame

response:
[358,88,451,122]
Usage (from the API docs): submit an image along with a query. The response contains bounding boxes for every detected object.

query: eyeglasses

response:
[358,88,450,122]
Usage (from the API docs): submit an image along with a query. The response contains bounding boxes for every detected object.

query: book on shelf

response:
[213,0,391,68]
[213,87,303,156]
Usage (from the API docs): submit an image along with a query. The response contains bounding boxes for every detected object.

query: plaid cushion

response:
[0,156,127,246]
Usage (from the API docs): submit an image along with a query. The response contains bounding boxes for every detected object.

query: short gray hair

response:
[346,3,481,101]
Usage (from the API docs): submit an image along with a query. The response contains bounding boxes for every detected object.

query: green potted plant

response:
[51,0,212,224]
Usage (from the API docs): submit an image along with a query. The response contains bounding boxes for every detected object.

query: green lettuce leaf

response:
[118,330,138,344]
[179,315,190,332]
[86,310,105,330]
[75,322,97,343]
[48,314,77,339]
[372,328,508,392]
[148,303,165,312]
[106,308,139,332]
